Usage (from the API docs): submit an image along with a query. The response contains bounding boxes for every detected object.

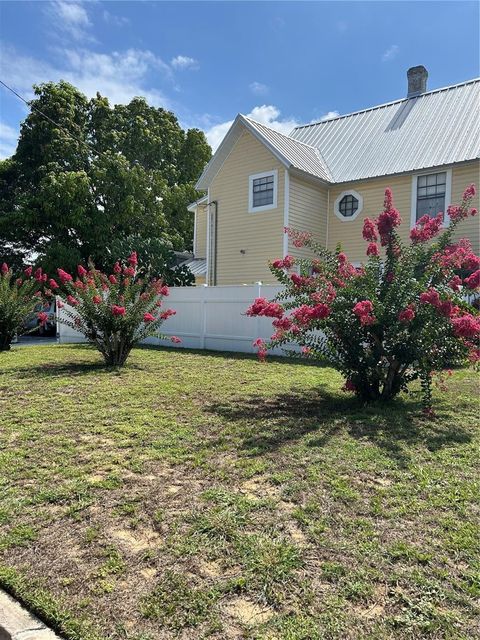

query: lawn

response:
[0,344,478,640]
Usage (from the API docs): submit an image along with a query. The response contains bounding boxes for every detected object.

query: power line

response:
[0,79,111,160]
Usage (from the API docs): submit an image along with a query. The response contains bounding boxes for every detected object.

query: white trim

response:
[283,170,290,257]
[248,169,278,213]
[333,189,363,222]
[410,168,452,229]
[206,188,211,286]
[193,207,197,256]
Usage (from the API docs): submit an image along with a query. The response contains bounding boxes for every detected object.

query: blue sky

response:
[0,1,479,158]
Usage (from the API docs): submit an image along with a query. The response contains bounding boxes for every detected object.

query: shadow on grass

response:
[206,387,472,467]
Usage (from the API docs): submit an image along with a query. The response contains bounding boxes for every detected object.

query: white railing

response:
[57,285,297,356]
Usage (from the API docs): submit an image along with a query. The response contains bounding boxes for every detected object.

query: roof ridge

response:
[240,114,320,151]
[292,77,480,131]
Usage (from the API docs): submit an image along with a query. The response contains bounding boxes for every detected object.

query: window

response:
[334,189,363,221]
[339,194,359,218]
[248,170,278,213]
[416,172,446,220]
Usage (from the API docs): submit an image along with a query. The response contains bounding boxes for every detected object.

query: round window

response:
[339,194,359,217]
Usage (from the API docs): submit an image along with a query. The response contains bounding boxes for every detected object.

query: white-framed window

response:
[248,170,278,213]
[334,189,363,222]
[410,169,452,227]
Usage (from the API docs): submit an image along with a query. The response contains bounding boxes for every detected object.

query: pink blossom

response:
[92,295,102,304]
[353,300,376,326]
[366,242,379,257]
[386,271,394,283]
[124,266,136,277]
[464,270,480,290]
[24,266,33,277]
[77,265,87,278]
[246,297,284,319]
[160,285,169,297]
[109,275,117,285]
[1,262,8,275]
[284,227,312,248]
[34,268,43,282]
[160,309,176,320]
[170,336,181,344]
[252,338,268,362]
[451,314,480,338]
[272,316,293,330]
[272,255,295,270]
[49,279,59,289]
[111,305,126,316]
[448,275,462,291]
[128,251,138,266]
[37,311,48,325]
[398,307,415,323]
[143,312,155,322]
[57,269,73,283]
[113,261,122,274]
[437,300,458,318]
[362,218,378,242]
[463,184,476,200]
[410,212,443,243]
[57,301,64,309]
[419,288,440,307]
[338,252,347,265]
[301,347,311,354]
[15,278,23,286]
[67,295,79,306]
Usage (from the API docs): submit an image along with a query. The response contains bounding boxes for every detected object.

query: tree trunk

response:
[0,333,12,351]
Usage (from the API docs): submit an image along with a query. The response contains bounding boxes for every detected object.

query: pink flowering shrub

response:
[247,185,479,412]
[56,252,179,366]
[0,263,47,350]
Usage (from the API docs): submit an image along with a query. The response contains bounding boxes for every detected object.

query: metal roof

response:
[181,258,207,276]
[289,79,480,183]
[242,116,333,181]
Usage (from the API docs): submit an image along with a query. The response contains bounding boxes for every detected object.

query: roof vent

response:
[407,66,428,97]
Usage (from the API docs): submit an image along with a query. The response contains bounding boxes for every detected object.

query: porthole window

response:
[339,194,358,217]
[334,190,363,221]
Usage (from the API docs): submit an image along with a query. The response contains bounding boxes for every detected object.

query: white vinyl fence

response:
[57,284,297,356]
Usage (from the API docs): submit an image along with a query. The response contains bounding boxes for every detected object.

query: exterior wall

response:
[195,275,206,286]
[451,161,480,254]
[288,175,328,259]
[326,160,480,262]
[194,204,208,259]
[210,130,284,284]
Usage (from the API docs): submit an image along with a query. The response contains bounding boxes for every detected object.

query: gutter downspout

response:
[209,200,218,286]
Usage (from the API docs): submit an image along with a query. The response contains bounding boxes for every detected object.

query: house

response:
[188,67,480,286]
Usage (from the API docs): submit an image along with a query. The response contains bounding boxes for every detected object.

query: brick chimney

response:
[407,66,428,97]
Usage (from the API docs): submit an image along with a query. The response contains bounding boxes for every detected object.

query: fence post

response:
[201,285,207,349]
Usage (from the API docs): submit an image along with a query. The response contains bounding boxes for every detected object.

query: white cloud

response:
[0,122,19,159]
[205,105,301,152]
[171,55,199,71]
[249,81,269,96]
[320,110,340,121]
[47,1,93,42]
[0,45,172,108]
[102,10,130,27]
[382,44,400,62]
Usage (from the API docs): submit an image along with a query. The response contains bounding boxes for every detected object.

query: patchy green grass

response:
[0,344,478,639]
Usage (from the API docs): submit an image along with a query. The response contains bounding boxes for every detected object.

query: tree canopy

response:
[0,81,211,277]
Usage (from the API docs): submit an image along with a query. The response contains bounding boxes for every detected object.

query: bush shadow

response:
[205,387,472,467]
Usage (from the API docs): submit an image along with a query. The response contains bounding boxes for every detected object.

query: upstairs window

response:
[416,172,446,220]
[249,170,278,213]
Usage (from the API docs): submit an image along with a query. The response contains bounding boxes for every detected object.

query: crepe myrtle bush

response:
[53,252,180,366]
[247,185,479,413]
[0,263,48,351]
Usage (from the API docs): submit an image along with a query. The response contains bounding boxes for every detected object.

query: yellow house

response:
[189,67,480,286]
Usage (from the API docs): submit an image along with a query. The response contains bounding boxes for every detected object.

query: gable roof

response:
[197,78,480,190]
[290,78,480,183]
[196,114,332,190]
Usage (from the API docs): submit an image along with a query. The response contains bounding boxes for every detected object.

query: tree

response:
[0,82,211,276]
[247,185,479,413]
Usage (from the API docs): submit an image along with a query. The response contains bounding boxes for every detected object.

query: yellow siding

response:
[210,130,284,284]
[288,175,328,259]
[327,174,412,262]
[327,161,480,262]
[451,161,480,255]
[194,204,208,259]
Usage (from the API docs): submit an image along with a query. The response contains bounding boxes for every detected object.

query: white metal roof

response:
[290,78,480,183]
[197,78,480,189]
[181,258,207,276]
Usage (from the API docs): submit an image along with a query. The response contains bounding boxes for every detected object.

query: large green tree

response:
[0,81,211,276]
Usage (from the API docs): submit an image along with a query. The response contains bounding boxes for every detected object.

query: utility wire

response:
[0,78,111,160]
